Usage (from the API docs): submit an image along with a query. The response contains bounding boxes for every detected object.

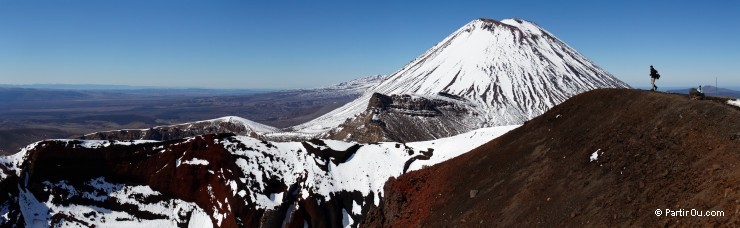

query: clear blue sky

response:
[1,0,738,89]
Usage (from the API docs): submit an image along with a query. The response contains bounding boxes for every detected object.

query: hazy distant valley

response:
[0,76,384,154]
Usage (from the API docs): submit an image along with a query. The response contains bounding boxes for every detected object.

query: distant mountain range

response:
[667,85,740,98]
[0,85,273,97]
[0,83,275,92]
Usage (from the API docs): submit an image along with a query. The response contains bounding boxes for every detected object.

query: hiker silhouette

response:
[649,65,660,91]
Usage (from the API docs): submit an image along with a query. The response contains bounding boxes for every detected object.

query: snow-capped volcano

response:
[293,18,629,135]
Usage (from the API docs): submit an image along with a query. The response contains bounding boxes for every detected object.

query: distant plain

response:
[0,87,357,155]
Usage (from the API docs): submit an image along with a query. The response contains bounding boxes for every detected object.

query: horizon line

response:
[3,83,740,92]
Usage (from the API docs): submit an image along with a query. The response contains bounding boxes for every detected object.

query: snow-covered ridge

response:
[2,125,519,227]
[85,116,279,136]
[222,125,518,209]
[292,18,629,135]
[282,74,388,97]
[80,115,282,142]
[0,141,40,177]
[214,116,280,134]
[318,74,387,91]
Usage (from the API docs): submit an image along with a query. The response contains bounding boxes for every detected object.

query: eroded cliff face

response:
[1,135,375,227]
[80,117,275,141]
[325,93,485,143]
[362,89,740,227]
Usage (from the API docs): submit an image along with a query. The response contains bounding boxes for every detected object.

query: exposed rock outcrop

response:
[80,116,277,141]
[325,93,484,143]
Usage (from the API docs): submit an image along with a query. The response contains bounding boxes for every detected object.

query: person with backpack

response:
[690,85,705,100]
[696,85,705,99]
[650,65,660,91]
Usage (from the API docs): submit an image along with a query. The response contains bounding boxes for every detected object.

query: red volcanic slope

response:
[362,89,740,227]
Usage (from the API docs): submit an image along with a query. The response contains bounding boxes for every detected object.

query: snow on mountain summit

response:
[293,18,629,135]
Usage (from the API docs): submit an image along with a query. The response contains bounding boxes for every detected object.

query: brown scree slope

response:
[362,88,740,227]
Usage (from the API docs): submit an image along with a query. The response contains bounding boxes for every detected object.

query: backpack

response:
[655,73,660,79]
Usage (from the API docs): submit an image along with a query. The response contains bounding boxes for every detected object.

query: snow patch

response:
[352,200,362,215]
[321,140,355,151]
[182,158,209,166]
[727,99,740,107]
[19,186,50,227]
[590,149,602,162]
[72,140,159,149]
[405,125,520,171]
[187,206,213,228]
[216,116,279,133]
[18,176,210,227]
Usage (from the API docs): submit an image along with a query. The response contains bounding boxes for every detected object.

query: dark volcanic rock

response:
[80,117,273,141]
[326,93,483,143]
